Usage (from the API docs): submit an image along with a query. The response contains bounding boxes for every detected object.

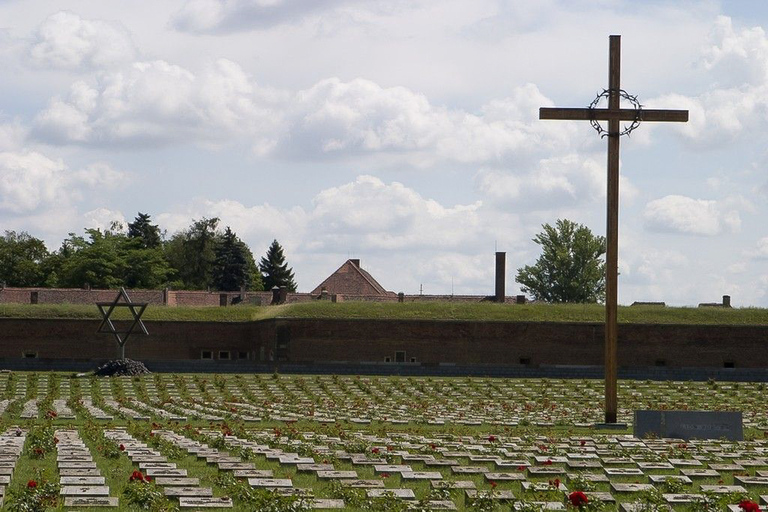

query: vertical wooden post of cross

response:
[604,35,621,424]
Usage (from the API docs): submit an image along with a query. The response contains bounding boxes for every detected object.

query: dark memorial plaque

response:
[634,410,743,441]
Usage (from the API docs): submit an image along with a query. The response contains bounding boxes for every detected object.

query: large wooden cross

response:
[539,35,688,424]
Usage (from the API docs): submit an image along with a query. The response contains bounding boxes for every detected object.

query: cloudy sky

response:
[1,0,767,306]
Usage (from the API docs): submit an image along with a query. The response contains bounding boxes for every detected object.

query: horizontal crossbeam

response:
[540,107,688,122]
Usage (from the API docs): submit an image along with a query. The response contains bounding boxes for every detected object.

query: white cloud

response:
[171,0,351,34]
[476,153,637,211]
[749,237,768,259]
[0,150,128,215]
[34,66,580,166]
[0,151,70,214]
[702,16,768,87]
[643,194,741,236]
[82,208,126,231]
[29,11,137,70]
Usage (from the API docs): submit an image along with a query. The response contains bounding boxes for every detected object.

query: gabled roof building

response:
[311,259,394,297]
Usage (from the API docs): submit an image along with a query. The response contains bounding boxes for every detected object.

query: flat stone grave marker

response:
[233,469,273,478]
[60,468,101,476]
[634,410,743,441]
[522,481,568,492]
[163,487,213,497]
[700,484,747,493]
[58,462,97,469]
[316,470,358,479]
[484,472,525,481]
[662,493,703,503]
[145,468,188,477]
[248,478,293,488]
[312,499,346,509]
[342,479,385,488]
[63,496,119,507]
[60,476,105,485]
[60,486,110,496]
[154,477,201,486]
[367,488,416,499]
[465,489,514,501]
[177,496,233,508]
[611,483,655,493]
[451,466,487,474]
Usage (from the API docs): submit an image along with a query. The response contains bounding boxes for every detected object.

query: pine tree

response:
[127,212,162,249]
[259,239,297,292]
[212,227,263,291]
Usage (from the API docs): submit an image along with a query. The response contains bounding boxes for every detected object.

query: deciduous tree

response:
[516,219,606,303]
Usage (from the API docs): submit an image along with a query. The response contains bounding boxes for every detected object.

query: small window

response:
[395,351,406,363]
[724,361,735,368]
[410,357,416,363]
[519,357,531,366]
[201,350,213,360]
[655,359,666,367]
[23,351,37,359]
[238,352,248,360]
[219,351,231,360]
[384,357,391,363]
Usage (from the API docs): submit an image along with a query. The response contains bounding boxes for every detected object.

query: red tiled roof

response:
[311,260,390,296]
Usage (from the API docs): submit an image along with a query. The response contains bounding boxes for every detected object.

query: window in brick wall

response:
[724,361,735,368]
[410,357,416,363]
[23,351,37,358]
[395,351,406,363]
[238,352,247,360]
[519,357,531,366]
[219,351,230,360]
[655,359,666,367]
[384,357,391,362]
[201,350,213,359]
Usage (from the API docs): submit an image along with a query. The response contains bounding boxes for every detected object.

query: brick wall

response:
[1,317,767,369]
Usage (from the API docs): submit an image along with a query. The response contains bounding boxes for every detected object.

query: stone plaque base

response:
[634,410,743,441]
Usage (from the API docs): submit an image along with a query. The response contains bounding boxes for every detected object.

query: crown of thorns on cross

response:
[96,287,149,349]
[588,88,643,138]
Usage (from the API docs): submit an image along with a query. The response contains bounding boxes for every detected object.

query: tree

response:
[57,228,127,289]
[516,219,606,303]
[212,227,263,291]
[259,239,297,292]
[164,218,220,289]
[127,212,162,249]
[0,231,50,287]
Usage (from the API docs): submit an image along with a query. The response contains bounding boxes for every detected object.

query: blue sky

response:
[0,0,767,306]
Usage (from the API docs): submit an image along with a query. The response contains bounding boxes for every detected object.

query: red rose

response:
[569,491,588,507]
[552,478,560,488]
[739,501,761,512]
[488,435,496,442]
[380,472,390,478]
[27,480,37,488]
[517,465,526,471]
[580,440,586,446]
[371,447,379,454]
[119,444,125,451]
[543,459,553,466]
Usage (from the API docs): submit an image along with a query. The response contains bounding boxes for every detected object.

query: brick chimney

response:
[350,259,360,268]
[495,252,505,303]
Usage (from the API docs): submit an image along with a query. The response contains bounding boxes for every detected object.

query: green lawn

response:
[1,300,767,324]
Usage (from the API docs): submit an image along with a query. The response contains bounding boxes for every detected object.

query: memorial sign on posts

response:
[539,35,689,424]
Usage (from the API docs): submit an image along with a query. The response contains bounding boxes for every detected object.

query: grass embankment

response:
[0,301,767,324]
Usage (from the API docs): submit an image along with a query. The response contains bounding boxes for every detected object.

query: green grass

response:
[1,301,767,324]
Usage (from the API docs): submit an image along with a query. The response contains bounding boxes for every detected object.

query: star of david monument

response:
[540,35,689,424]
[96,287,149,360]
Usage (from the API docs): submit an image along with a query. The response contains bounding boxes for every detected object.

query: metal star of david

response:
[96,287,149,352]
